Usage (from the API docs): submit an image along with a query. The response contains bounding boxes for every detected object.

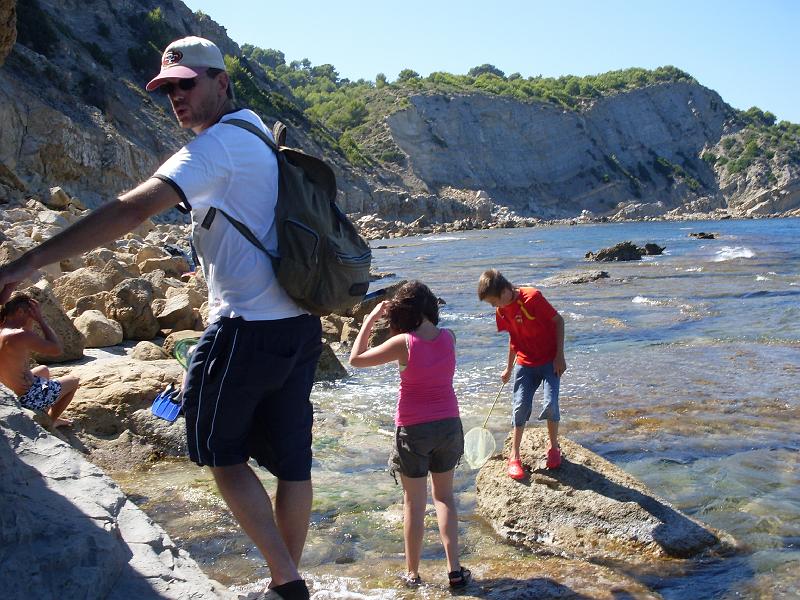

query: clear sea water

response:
[118,218,800,599]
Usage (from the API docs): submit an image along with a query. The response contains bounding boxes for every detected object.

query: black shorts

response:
[183,314,322,480]
[389,417,464,479]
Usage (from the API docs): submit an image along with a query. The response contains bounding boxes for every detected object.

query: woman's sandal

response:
[448,566,471,589]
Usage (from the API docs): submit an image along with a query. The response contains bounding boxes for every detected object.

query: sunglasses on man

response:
[157,78,198,95]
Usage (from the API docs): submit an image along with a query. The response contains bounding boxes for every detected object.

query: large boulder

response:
[0,386,232,599]
[23,282,85,362]
[105,279,160,340]
[73,310,123,348]
[476,428,732,561]
[55,358,182,439]
[52,266,117,311]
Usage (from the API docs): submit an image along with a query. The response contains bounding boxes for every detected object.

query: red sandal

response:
[507,458,525,480]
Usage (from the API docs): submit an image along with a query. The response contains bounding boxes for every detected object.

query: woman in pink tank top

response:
[350,281,471,589]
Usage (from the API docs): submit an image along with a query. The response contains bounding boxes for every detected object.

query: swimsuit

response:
[18,376,62,412]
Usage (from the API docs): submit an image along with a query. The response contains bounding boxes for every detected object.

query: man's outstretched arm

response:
[0,178,181,303]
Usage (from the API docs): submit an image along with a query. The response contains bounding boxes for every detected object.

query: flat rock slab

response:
[0,387,232,600]
[476,429,734,561]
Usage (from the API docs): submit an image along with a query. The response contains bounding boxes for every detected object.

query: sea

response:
[116,217,800,599]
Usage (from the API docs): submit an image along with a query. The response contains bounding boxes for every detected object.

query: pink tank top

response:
[396,329,460,426]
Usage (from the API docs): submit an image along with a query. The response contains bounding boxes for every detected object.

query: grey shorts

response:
[389,417,464,479]
[18,376,62,412]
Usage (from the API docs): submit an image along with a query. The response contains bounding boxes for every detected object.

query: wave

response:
[685,267,703,272]
[714,246,755,261]
[632,296,663,306]
[419,235,467,242]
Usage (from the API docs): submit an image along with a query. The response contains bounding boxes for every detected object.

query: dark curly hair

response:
[0,293,32,323]
[386,281,439,333]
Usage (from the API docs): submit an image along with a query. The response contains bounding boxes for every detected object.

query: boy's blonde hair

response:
[478,269,513,300]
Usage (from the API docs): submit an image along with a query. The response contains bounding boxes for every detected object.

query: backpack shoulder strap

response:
[273,121,287,146]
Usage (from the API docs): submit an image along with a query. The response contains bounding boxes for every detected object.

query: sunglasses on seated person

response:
[157,78,198,95]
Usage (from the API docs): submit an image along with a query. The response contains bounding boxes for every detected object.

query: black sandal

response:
[448,566,471,588]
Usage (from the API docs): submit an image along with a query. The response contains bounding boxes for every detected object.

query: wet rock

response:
[642,243,665,255]
[315,344,347,382]
[689,232,716,239]
[23,281,85,363]
[476,428,732,560]
[73,309,124,348]
[0,386,232,599]
[538,270,610,286]
[585,241,666,261]
[585,241,643,261]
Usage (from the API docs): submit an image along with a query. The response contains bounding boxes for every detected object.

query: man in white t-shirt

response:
[0,36,319,600]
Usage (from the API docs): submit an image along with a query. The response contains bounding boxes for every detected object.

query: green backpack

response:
[206,119,371,316]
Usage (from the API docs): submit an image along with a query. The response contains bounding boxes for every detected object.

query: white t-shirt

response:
[154,109,304,322]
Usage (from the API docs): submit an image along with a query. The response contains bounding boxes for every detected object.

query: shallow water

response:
[115,218,800,598]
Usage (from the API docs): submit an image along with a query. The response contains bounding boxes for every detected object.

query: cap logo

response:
[162,49,183,67]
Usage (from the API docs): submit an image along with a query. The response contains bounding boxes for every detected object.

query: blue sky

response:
[183,0,800,123]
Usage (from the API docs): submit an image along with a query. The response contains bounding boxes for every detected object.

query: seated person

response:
[0,294,79,427]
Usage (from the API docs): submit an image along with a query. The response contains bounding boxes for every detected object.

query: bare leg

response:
[511,425,525,461]
[430,469,460,573]
[31,365,50,378]
[546,419,559,450]
[48,375,79,426]
[400,474,428,579]
[274,479,312,566]
[210,463,301,586]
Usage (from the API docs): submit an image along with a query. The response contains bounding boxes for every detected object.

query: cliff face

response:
[387,84,742,218]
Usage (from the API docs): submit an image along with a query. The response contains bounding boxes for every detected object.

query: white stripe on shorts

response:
[206,328,239,467]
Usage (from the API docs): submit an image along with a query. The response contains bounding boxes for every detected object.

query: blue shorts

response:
[511,362,560,427]
[18,376,62,412]
[182,314,322,479]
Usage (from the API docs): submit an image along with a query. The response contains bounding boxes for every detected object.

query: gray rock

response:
[0,386,231,599]
[476,429,734,560]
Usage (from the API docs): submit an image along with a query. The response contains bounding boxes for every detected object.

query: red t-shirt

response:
[496,287,558,367]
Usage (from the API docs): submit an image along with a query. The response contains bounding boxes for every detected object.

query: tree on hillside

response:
[376,72,387,88]
[468,64,505,78]
[242,45,285,69]
[397,68,420,82]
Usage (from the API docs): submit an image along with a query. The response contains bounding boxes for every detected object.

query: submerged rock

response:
[476,429,733,561]
[538,269,610,286]
[689,231,716,239]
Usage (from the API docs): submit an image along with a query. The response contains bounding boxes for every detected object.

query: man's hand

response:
[554,352,567,377]
[27,299,45,323]
[367,300,388,322]
[501,367,512,384]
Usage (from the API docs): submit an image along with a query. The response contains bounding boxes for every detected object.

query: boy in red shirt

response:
[478,269,566,479]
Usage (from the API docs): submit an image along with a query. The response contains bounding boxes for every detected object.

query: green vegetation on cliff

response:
[703,107,800,183]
